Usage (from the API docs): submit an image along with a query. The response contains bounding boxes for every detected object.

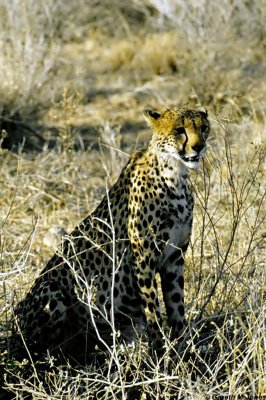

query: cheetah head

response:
[144,106,210,169]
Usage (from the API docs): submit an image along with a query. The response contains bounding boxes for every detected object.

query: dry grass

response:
[0,0,265,398]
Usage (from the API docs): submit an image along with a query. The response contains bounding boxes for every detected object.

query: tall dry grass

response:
[0,0,60,115]
[1,115,265,398]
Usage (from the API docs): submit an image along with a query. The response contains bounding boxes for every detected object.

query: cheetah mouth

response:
[182,155,200,163]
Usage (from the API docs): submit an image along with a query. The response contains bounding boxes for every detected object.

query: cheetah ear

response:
[143,109,161,126]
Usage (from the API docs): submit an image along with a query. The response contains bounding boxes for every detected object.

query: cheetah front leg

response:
[130,235,165,350]
[160,247,186,338]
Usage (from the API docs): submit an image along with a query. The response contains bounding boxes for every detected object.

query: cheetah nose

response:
[192,143,204,153]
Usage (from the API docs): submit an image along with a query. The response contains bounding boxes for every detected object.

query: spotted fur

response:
[14,106,210,355]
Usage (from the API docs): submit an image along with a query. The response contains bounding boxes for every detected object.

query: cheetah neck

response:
[146,143,189,189]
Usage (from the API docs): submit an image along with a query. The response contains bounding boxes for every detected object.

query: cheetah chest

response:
[163,188,193,260]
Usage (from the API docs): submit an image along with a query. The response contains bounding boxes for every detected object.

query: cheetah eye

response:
[175,127,186,135]
[201,124,208,133]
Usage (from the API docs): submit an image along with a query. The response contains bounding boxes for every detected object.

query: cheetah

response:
[14,106,210,356]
